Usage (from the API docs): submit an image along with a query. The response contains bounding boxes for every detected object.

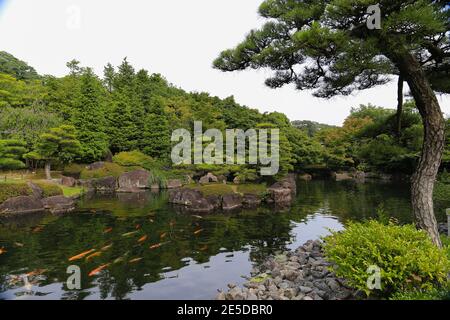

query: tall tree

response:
[141,97,171,159]
[214,0,450,246]
[72,68,109,162]
[0,139,27,170]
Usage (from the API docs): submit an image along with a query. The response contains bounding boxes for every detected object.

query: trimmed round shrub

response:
[80,162,125,179]
[112,151,154,169]
[323,220,450,298]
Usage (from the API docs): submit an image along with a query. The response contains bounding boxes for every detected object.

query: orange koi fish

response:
[26,269,46,277]
[101,244,113,251]
[137,235,148,243]
[88,264,109,277]
[194,229,204,235]
[103,227,113,234]
[129,258,143,264]
[160,232,167,239]
[0,247,7,255]
[68,249,96,261]
[86,252,102,261]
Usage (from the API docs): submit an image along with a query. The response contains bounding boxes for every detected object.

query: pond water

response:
[0,179,448,300]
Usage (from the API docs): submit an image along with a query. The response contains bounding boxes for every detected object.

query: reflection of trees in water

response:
[0,181,416,299]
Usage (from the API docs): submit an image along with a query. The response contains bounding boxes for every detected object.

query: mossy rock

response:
[0,182,32,204]
[80,162,125,179]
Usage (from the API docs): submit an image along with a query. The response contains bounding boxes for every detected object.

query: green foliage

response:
[0,51,39,80]
[36,125,81,164]
[390,287,450,300]
[112,151,154,169]
[235,168,258,183]
[80,162,125,179]
[323,221,450,298]
[0,182,32,204]
[72,68,109,163]
[0,139,27,170]
[62,163,86,179]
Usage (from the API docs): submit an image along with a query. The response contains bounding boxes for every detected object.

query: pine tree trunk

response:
[397,53,444,247]
[45,161,52,180]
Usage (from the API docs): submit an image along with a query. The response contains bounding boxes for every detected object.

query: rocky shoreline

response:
[216,240,358,301]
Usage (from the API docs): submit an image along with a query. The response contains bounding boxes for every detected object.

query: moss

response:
[33,181,63,197]
[80,162,125,179]
[0,182,32,204]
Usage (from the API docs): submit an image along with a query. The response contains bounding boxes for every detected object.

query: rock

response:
[298,286,313,294]
[242,193,261,208]
[227,287,244,300]
[27,182,43,199]
[216,291,226,300]
[199,172,218,184]
[205,195,222,210]
[117,170,151,192]
[222,193,243,211]
[78,179,94,189]
[166,179,183,189]
[0,196,44,216]
[61,176,77,187]
[298,174,312,181]
[267,187,292,205]
[302,296,313,301]
[217,175,227,183]
[86,162,106,171]
[331,172,353,181]
[42,196,75,214]
[233,176,241,185]
[169,188,214,213]
[92,176,117,192]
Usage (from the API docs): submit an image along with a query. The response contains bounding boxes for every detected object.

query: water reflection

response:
[0,179,448,300]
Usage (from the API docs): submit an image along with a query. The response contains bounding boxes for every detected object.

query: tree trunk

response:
[45,161,52,180]
[396,75,404,139]
[396,53,445,247]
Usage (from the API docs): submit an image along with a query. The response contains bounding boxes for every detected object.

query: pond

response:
[0,179,448,300]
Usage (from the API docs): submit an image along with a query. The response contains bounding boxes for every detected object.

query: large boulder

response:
[0,196,44,216]
[27,182,43,199]
[270,174,297,195]
[199,172,219,184]
[267,188,292,205]
[169,188,215,213]
[222,194,243,211]
[331,172,353,181]
[117,170,150,192]
[42,196,75,214]
[242,194,261,208]
[86,162,106,171]
[206,195,222,210]
[92,176,117,192]
[61,176,77,187]
[166,179,183,189]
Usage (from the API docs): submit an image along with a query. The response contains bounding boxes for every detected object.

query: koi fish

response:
[101,244,113,251]
[32,226,43,233]
[129,258,143,264]
[103,227,113,234]
[199,245,208,251]
[192,215,203,219]
[160,232,167,239]
[113,251,130,264]
[135,224,141,230]
[86,252,102,261]
[169,220,175,227]
[122,231,139,237]
[14,242,24,248]
[68,249,96,261]
[149,243,162,250]
[137,235,148,243]
[194,229,204,235]
[149,218,154,223]
[88,264,109,277]
[0,247,7,255]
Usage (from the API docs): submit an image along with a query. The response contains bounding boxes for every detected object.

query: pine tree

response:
[72,68,109,163]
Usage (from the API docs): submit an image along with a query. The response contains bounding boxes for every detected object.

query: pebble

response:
[216,240,356,301]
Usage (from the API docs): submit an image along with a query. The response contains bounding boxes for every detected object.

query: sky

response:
[0,0,449,126]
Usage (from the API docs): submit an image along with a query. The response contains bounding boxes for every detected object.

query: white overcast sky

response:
[0,0,449,126]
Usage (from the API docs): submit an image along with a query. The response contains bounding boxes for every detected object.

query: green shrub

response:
[390,286,450,300]
[80,162,125,179]
[0,182,32,203]
[63,163,86,179]
[113,151,154,169]
[34,182,63,197]
[323,220,450,298]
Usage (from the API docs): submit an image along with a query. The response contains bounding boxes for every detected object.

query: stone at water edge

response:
[0,196,45,216]
[42,196,75,214]
[222,193,243,211]
[117,170,151,192]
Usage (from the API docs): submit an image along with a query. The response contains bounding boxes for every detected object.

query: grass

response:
[186,183,267,196]
[0,175,85,202]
